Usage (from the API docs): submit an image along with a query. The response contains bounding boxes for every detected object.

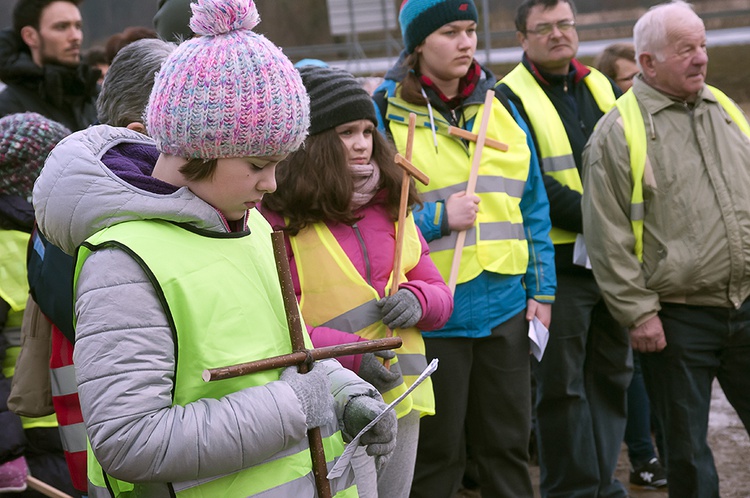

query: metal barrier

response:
[285,9,750,64]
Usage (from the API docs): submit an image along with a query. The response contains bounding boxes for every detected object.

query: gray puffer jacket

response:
[33,125,379,489]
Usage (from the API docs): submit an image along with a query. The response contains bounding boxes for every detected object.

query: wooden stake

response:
[271,231,332,498]
[387,113,430,369]
[447,89,497,294]
[26,476,74,498]
[448,126,509,152]
[203,337,402,381]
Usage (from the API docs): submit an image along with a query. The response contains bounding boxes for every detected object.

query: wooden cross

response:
[202,231,403,498]
[445,89,509,294]
[386,113,430,368]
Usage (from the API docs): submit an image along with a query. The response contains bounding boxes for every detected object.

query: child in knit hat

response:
[261,65,453,498]
[372,0,556,496]
[0,112,74,495]
[33,1,395,496]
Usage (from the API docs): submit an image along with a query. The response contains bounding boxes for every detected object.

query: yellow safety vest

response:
[76,212,356,498]
[290,214,434,418]
[0,229,58,430]
[500,64,617,244]
[386,90,530,285]
[616,85,750,262]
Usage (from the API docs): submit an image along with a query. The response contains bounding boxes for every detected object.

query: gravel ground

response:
[454,380,750,498]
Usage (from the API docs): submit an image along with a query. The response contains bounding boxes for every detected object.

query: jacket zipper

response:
[352,223,373,286]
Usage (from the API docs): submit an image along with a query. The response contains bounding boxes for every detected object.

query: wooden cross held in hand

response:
[445,89,509,294]
[387,113,430,368]
[202,231,403,498]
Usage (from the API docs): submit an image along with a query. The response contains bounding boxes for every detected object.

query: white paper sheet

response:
[573,234,592,269]
[529,316,549,362]
[327,358,439,479]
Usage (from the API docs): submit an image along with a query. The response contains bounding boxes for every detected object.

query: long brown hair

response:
[398,52,429,106]
[263,127,421,235]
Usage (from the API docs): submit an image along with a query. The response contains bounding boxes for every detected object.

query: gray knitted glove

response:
[358,350,401,392]
[377,289,422,329]
[280,364,335,429]
[343,395,397,470]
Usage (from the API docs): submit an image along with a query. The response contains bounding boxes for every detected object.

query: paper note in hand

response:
[529,316,549,362]
[327,358,439,479]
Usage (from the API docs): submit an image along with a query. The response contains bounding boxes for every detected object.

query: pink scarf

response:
[350,162,380,211]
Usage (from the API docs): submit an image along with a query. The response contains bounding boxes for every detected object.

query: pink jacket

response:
[261,192,453,373]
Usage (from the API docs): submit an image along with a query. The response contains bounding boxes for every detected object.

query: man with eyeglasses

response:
[497,1,629,497]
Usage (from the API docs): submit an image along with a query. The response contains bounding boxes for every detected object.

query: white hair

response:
[633,0,703,70]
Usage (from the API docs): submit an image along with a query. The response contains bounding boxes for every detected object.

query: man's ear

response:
[20,26,40,50]
[516,31,528,52]
[126,122,147,134]
[638,53,656,78]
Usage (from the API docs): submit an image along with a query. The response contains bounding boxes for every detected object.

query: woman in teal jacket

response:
[373,1,556,496]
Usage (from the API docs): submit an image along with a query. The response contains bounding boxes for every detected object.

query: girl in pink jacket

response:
[262,65,453,498]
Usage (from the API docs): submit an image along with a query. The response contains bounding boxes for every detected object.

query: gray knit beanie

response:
[297,66,378,136]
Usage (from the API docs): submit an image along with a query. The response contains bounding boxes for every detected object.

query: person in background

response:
[582,2,750,497]
[83,45,108,86]
[153,0,195,42]
[20,37,176,496]
[0,112,76,497]
[594,40,668,491]
[104,26,158,64]
[262,65,453,498]
[594,42,639,93]
[0,0,98,130]
[496,1,628,496]
[33,0,396,495]
[374,0,556,495]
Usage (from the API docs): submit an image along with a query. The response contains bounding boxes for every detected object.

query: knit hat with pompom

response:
[0,112,70,199]
[145,0,310,159]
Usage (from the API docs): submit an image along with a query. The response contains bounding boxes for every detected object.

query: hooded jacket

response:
[33,125,378,489]
[0,29,98,131]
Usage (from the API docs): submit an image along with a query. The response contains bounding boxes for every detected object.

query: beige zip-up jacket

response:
[582,76,750,328]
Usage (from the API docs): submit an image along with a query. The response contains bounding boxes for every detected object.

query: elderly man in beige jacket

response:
[582,1,750,498]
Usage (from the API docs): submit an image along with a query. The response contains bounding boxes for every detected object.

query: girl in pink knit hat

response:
[33,1,396,496]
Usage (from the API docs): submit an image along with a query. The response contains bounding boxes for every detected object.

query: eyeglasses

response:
[525,20,576,36]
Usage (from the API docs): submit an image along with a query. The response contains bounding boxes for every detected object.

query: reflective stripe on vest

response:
[501,64,617,244]
[387,91,530,284]
[616,85,750,262]
[50,362,87,452]
[76,211,355,497]
[290,215,434,417]
[50,327,88,492]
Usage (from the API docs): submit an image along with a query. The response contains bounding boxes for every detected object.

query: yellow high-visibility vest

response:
[291,213,434,418]
[616,85,750,261]
[500,64,617,244]
[386,90,530,284]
